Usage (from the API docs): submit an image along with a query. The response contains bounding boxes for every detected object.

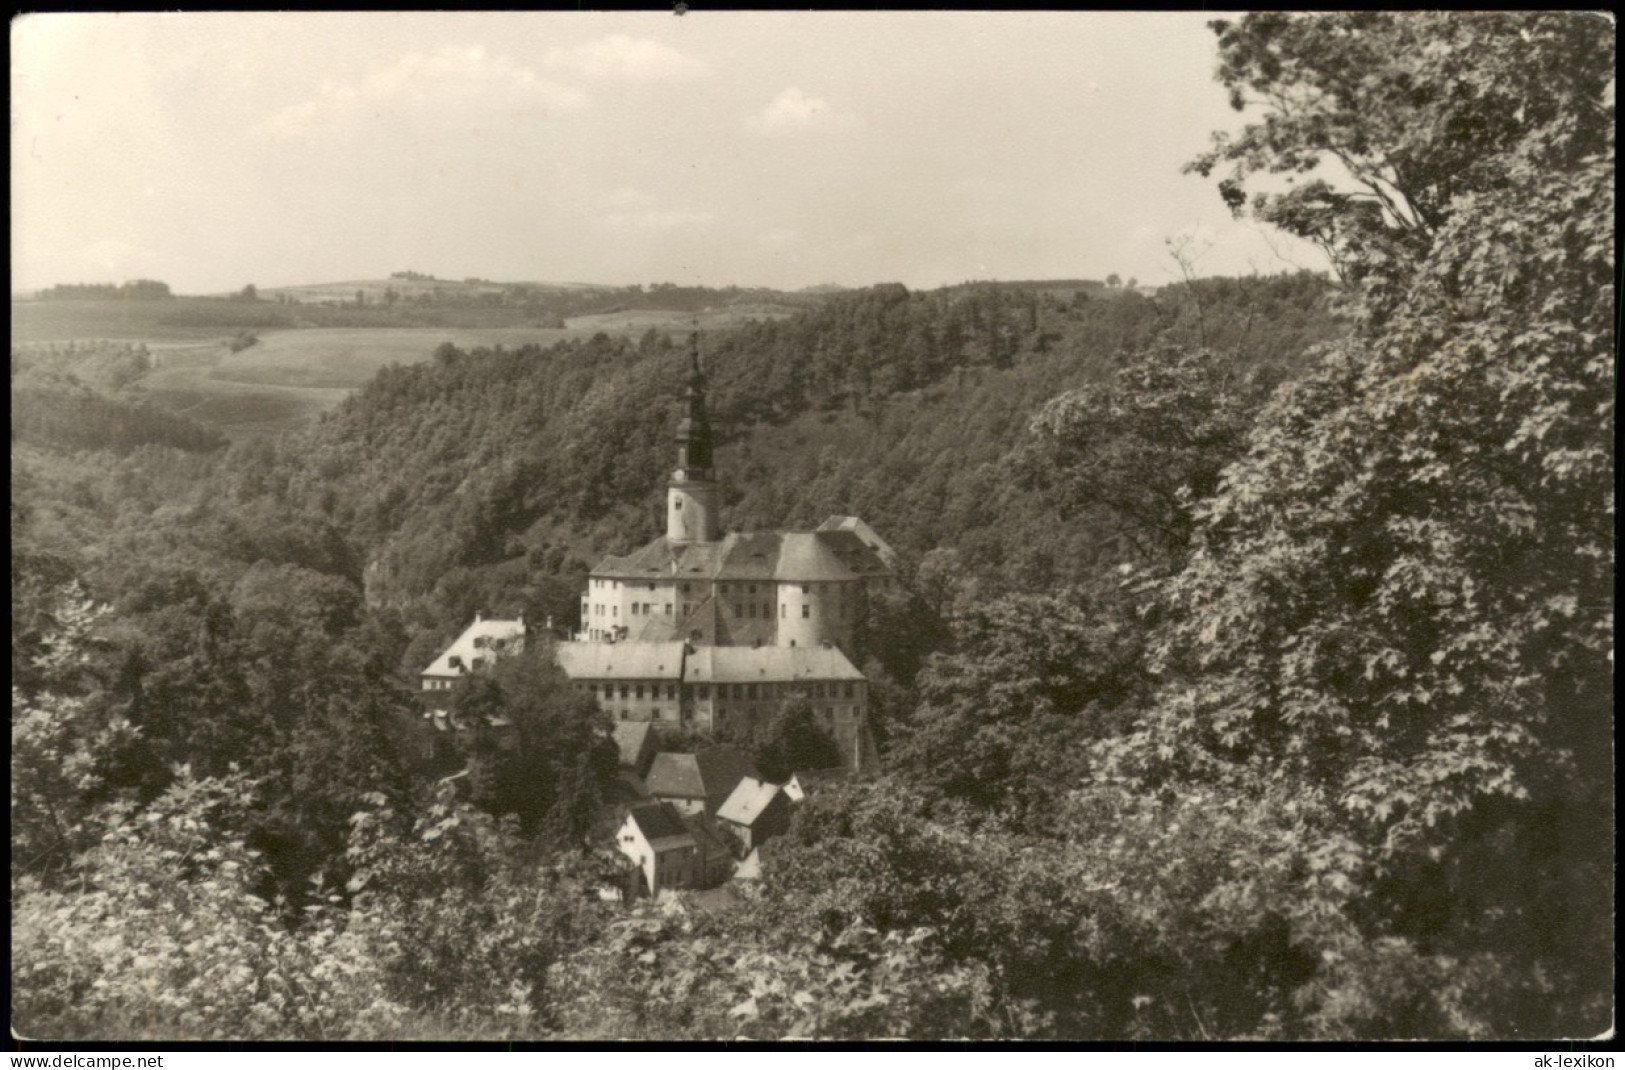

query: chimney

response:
[474,610,483,624]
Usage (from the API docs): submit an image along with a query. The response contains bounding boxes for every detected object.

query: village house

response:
[715,776,794,854]
[418,612,526,696]
[616,800,734,898]
[645,748,758,817]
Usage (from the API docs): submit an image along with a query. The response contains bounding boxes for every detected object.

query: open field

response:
[10,299,286,343]
[208,327,591,389]
[258,276,607,305]
[12,298,805,440]
[563,305,799,332]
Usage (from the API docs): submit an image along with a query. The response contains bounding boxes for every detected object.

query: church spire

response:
[676,330,714,477]
[667,330,721,543]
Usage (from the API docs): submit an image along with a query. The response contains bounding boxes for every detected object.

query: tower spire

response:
[667,328,720,543]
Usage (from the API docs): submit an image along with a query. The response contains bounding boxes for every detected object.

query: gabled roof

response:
[591,528,892,585]
[816,515,899,567]
[555,641,686,680]
[682,644,865,685]
[681,811,733,856]
[627,801,694,849]
[646,748,757,802]
[717,776,785,828]
[612,720,655,767]
[421,617,526,678]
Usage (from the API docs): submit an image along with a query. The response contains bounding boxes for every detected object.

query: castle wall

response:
[777,579,857,651]
[668,479,720,543]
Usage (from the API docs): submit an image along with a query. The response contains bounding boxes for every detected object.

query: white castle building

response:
[556,336,892,771]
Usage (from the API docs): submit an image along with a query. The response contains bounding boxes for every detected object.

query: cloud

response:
[260,45,587,138]
[543,35,707,81]
[604,209,715,232]
[747,87,844,135]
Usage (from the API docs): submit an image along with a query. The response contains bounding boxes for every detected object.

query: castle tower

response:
[667,332,721,544]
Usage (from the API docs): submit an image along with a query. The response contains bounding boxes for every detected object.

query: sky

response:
[11,12,1330,295]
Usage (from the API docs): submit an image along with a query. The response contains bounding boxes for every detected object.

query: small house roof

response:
[628,801,694,849]
[717,777,784,828]
[611,720,655,767]
[555,640,686,680]
[421,616,526,678]
[646,748,757,802]
[680,811,733,855]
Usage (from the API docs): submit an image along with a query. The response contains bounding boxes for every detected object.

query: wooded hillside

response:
[11,13,1612,1040]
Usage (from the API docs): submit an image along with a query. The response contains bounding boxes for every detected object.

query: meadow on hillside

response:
[12,300,796,440]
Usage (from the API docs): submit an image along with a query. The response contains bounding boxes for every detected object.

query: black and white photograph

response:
[10,11,1614,1045]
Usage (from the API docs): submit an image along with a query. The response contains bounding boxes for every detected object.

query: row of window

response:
[615,706,848,726]
[422,679,455,691]
[590,578,846,598]
[586,599,846,622]
[582,680,859,702]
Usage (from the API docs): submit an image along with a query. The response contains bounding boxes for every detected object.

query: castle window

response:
[620,685,629,700]
[635,684,644,700]
[682,583,690,593]
[748,585,756,594]
[801,584,810,594]
[802,605,811,618]
[698,685,709,700]
[780,604,786,618]
[613,607,618,618]
[845,683,855,698]
[665,603,672,615]
[681,603,689,617]
[748,603,757,618]
[747,684,757,700]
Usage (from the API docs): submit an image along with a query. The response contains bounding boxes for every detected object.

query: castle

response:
[555,336,891,771]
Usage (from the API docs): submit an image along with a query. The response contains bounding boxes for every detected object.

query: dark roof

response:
[628,801,691,843]
[681,811,733,855]
[592,529,891,585]
[646,748,758,801]
[611,721,654,766]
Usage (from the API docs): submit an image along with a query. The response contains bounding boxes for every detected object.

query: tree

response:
[1020,344,1275,564]
[1113,12,1614,1035]
[1186,12,1614,314]
[754,699,842,783]
[458,642,619,844]
[1105,273,1121,289]
[893,585,1143,831]
[239,283,258,302]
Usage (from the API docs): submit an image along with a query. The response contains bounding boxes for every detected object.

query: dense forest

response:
[11,14,1613,1040]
